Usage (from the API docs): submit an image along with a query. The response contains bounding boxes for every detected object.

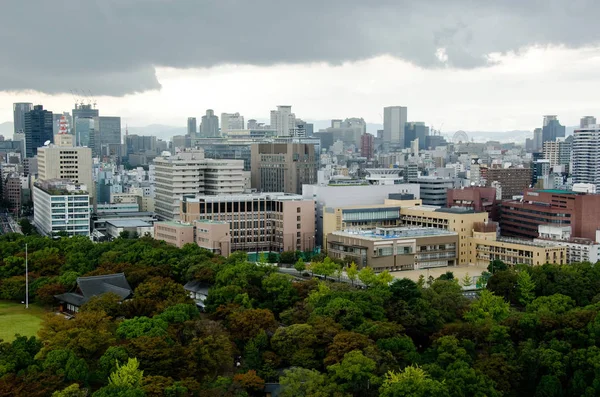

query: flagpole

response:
[25,243,28,309]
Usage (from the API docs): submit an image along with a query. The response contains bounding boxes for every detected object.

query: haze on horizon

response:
[1,0,600,132]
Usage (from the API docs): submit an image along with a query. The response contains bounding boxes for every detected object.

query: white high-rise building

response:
[221,112,245,135]
[270,106,296,136]
[383,106,408,145]
[33,180,90,237]
[580,116,597,128]
[572,124,600,190]
[153,150,246,220]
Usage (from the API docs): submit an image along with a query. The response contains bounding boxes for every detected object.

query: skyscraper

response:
[200,109,219,138]
[24,105,53,158]
[13,103,33,134]
[541,115,565,143]
[221,112,244,135]
[383,106,407,145]
[72,103,99,152]
[405,122,429,150]
[581,116,597,128]
[270,106,296,136]
[572,124,600,190]
[533,128,543,152]
[360,133,374,159]
[94,116,122,157]
[187,117,197,136]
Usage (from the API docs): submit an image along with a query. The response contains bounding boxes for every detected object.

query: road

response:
[0,213,22,235]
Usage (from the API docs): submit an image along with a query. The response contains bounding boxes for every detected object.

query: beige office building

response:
[327,227,458,272]
[179,192,315,253]
[251,143,318,194]
[154,221,195,248]
[37,145,93,200]
[322,200,488,265]
[468,222,567,266]
[153,150,246,220]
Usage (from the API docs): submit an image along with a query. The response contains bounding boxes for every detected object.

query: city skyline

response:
[1,2,600,132]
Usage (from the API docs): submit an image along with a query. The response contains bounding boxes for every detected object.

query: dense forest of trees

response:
[2,233,600,396]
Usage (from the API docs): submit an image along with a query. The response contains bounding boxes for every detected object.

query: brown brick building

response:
[486,167,532,199]
[446,187,499,220]
[500,189,600,240]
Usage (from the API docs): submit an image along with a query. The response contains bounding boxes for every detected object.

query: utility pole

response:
[25,243,28,309]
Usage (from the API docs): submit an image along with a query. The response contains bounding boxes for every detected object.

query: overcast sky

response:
[1,0,599,132]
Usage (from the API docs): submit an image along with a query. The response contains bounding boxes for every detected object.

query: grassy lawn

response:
[0,300,46,342]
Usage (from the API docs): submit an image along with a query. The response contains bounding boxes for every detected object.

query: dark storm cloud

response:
[1,0,599,96]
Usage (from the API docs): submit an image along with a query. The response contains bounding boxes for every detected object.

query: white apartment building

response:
[572,125,600,190]
[153,150,246,220]
[536,225,600,264]
[37,145,93,199]
[33,180,90,237]
[270,106,296,137]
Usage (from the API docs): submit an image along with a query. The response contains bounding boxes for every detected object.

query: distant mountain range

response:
[0,120,577,143]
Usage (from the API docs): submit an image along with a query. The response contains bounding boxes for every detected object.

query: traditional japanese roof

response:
[183,280,211,295]
[55,273,132,307]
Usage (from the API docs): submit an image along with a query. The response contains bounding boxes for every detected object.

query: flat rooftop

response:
[196,219,228,224]
[106,220,152,228]
[536,189,577,195]
[333,227,457,240]
[496,237,561,248]
[156,221,194,227]
[184,192,306,202]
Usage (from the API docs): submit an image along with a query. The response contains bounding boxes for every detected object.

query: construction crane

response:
[88,90,97,109]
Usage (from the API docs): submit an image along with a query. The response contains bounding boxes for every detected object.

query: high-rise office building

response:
[37,146,93,199]
[13,103,33,134]
[542,115,565,143]
[200,109,219,138]
[360,133,374,159]
[72,104,99,152]
[533,128,543,152]
[94,116,121,157]
[126,135,157,155]
[543,140,571,169]
[187,117,197,136]
[580,116,597,128]
[24,105,53,158]
[153,150,246,220]
[251,143,317,194]
[33,179,90,237]
[485,167,532,199]
[270,106,296,137]
[572,124,600,190]
[221,112,244,135]
[383,106,408,145]
[405,122,429,150]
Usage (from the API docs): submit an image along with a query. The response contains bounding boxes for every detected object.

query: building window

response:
[297,207,301,213]
[297,224,301,229]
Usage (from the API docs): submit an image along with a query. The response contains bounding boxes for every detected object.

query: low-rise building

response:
[535,225,600,264]
[468,222,566,266]
[105,219,154,239]
[327,226,458,272]
[154,221,195,248]
[33,179,90,237]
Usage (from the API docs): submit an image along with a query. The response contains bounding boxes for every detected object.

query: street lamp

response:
[25,243,28,309]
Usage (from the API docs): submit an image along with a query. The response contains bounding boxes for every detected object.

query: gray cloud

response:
[1,0,600,96]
